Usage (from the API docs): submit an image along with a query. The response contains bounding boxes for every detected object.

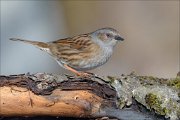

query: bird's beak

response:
[114,35,124,41]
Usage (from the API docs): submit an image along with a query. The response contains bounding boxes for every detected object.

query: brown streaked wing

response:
[49,34,96,64]
[50,34,92,51]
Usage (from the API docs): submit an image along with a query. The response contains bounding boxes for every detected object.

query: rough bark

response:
[0,73,179,120]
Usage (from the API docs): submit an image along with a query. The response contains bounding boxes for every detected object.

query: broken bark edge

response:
[0,73,170,120]
[0,74,117,118]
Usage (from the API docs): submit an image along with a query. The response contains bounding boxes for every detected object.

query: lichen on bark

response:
[105,72,180,120]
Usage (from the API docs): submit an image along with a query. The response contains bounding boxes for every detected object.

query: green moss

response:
[177,107,180,118]
[137,76,169,86]
[138,76,157,81]
[167,78,180,89]
[107,76,116,84]
[137,76,163,86]
[118,98,126,109]
[145,93,167,115]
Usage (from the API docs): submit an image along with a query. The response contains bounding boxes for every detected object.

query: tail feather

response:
[9,38,48,48]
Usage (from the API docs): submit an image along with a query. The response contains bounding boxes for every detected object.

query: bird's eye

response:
[106,33,113,38]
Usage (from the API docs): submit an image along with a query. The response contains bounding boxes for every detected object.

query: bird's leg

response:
[64,64,90,77]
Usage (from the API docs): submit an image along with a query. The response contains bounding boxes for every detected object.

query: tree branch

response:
[0,73,179,120]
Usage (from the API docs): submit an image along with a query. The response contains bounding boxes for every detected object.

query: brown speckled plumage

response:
[49,34,101,69]
[10,27,124,75]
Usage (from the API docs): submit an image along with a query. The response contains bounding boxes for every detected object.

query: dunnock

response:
[10,28,124,76]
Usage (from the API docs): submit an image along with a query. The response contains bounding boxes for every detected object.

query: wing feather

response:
[49,34,100,67]
[50,34,91,50]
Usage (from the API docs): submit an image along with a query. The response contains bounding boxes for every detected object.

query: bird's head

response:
[91,27,124,48]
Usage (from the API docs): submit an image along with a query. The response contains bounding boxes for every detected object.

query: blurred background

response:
[0,0,179,78]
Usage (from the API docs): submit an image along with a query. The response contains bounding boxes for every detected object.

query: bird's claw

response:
[77,72,92,78]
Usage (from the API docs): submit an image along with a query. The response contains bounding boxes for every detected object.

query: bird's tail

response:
[9,38,49,48]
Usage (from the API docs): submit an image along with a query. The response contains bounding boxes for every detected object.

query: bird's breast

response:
[52,43,113,71]
[72,47,113,71]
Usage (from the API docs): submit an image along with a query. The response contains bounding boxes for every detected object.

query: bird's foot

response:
[76,72,93,78]
[64,64,95,78]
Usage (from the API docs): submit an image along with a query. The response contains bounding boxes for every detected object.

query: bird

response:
[10,27,124,76]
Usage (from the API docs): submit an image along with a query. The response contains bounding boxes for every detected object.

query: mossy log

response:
[0,73,179,120]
